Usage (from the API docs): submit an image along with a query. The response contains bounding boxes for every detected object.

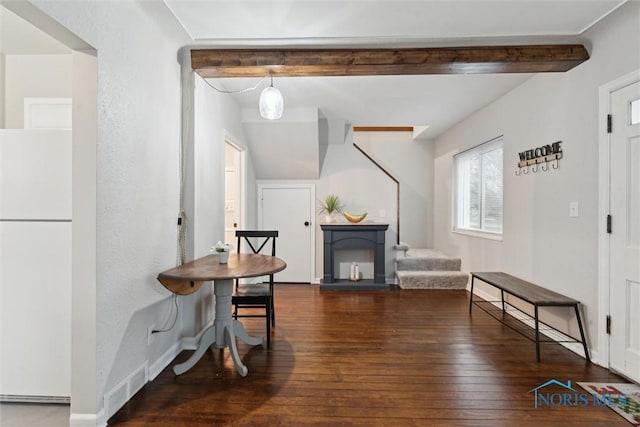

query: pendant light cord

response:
[201,75,268,94]
[177,62,194,266]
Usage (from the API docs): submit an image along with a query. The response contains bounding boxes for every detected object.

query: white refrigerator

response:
[0,129,71,402]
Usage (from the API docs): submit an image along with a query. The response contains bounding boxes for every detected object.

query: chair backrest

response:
[236,230,278,256]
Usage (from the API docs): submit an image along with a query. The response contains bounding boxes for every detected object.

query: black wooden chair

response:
[231,230,278,348]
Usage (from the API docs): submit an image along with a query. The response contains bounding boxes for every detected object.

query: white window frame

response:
[452,136,504,240]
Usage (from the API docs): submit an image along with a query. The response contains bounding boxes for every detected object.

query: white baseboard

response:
[149,340,183,381]
[181,337,198,350]
[103,361,148,422]
[313,277,397,285]
[71,411,104,427]
[470,286,593,361]
[470,285,497,304]
[101,319,216,422]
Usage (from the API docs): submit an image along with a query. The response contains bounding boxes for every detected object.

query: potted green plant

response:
[318,194,343,222]
[211,241,233,263]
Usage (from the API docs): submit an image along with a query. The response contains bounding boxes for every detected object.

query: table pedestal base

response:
[173,279,262,377]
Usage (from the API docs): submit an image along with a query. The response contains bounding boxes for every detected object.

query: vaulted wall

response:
[432,1,640,360]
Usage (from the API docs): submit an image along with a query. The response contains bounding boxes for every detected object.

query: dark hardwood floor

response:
[109,285,628,426]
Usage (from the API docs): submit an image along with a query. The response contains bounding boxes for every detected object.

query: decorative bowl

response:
[343,212,367,223]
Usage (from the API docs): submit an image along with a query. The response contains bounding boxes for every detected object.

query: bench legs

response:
[574,304,591,363]
[534,305,541,362]
[469,275,591,364]
[469,276,475,314]
[534,303,591,363]
[469,276,507,314]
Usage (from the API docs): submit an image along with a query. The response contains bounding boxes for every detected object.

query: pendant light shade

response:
[259,77,284,120]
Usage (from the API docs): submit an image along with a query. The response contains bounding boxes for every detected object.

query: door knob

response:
[304,221,310,227]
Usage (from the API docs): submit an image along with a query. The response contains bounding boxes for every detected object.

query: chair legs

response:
[232,232,278,349]
[265,301,271,349]
[271,297,276,327]
[231,288,275,349]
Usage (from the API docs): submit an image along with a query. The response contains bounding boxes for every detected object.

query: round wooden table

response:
[157,253,286,376]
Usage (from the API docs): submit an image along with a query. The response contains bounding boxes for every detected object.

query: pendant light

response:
[259,75,284,120]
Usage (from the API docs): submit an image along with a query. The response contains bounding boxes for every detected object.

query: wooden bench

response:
[469,272,590,363]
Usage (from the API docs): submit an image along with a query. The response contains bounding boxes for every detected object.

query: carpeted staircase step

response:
[397,271,469,290]
[406,249,451,258]
[396,250,461,272]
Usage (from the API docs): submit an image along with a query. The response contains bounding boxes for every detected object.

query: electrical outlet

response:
[147,326,156,346]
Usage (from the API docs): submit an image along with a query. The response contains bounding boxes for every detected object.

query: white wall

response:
[192,75,255,258]
[315,143,398,281]
[306,130,433,282]
[432,1,640,356]
[242,107,321,180]
[30,0,191,422]
[71,48,98,422]
[354,131,434,248]
[0,53,5,127]
[184,74,256,335]
[4,54,72,128]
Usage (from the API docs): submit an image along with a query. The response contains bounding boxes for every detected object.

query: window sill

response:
[452,228,503,241]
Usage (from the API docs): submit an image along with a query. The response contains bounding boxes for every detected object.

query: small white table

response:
[157,253,286,376]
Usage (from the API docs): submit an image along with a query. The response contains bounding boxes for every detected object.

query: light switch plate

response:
[569,201,579,217]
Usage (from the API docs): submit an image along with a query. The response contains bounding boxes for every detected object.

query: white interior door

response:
[224,142,242,245]
[609,80,640,383]
[259,184,314,283]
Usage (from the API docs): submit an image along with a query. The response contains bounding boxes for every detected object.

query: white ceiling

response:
[165,0,625,42]
[211,74,532,136]
[166,0,627,138]
[1,1,628,139]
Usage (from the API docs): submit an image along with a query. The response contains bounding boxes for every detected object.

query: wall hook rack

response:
[515,141,563,176]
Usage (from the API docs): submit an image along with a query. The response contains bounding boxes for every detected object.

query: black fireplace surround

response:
[320,223,389,290]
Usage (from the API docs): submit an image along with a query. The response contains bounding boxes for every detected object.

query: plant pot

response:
[325,214,333,223]
[218,251,229,264]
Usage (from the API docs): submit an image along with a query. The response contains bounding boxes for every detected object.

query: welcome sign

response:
[518,141,562,168]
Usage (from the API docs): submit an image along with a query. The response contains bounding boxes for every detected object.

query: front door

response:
[609,80,640,383]
[259,184,314,283]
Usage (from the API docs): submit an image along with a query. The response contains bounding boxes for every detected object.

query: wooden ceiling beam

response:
[353,126,413,132]
[191,45,589,78]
